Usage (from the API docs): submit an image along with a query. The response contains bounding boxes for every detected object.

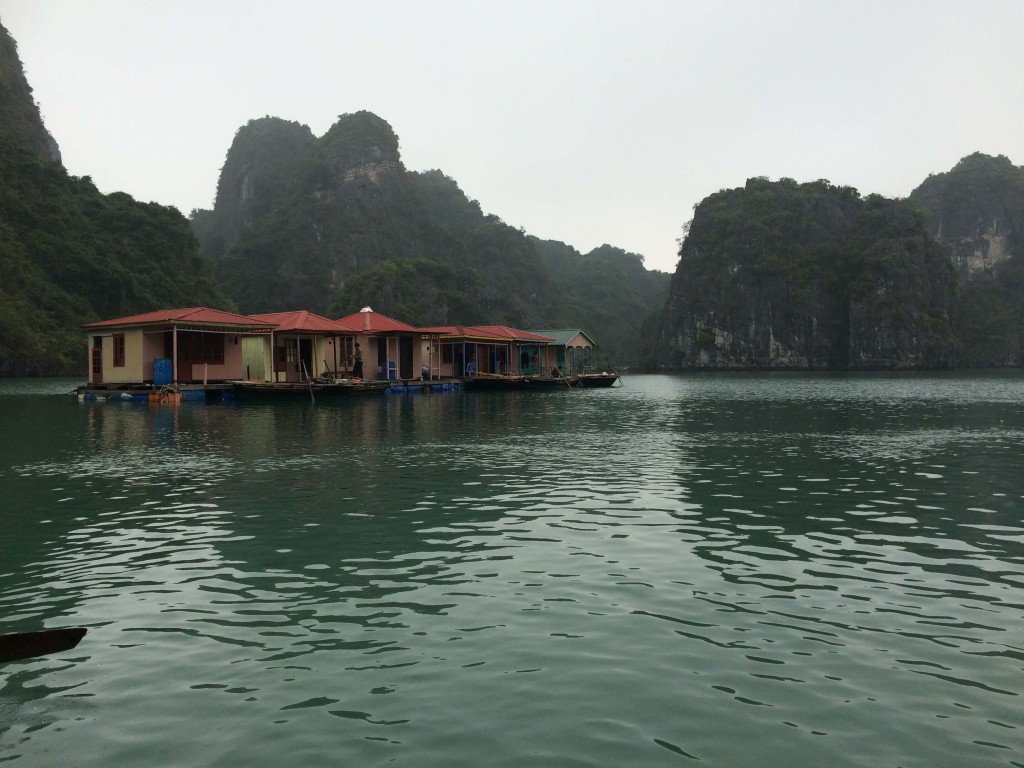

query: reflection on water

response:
[1,373,1022,766]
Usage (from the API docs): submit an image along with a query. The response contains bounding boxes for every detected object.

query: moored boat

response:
[461,372,530,390]
[526,372,581,388]
[578,372,620,387]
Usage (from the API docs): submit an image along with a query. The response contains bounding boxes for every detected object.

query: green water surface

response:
[1,373,1022,766]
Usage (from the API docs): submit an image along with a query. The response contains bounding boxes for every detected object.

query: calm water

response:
[1,373,1022,767]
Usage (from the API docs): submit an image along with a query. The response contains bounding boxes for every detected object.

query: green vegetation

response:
[3,17,1020,375]
[531,240,670,367]
[0,23,228,375]
[647,177,959,369]
[193,114,667,365]
[909,153,1024,366]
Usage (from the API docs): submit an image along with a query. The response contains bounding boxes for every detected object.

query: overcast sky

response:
[1,1,1021,273]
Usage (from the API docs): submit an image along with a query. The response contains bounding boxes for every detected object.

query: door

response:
[399,336,413,380]
[299,338,313,380]
[91,337,103,384]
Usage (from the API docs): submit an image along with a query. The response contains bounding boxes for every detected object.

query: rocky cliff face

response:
[649,178,957,369]
[193,111,552,324]
[910,153,1024,284]
[0,23,61,165]
[909,153,1024,366]
[199,117,313,258]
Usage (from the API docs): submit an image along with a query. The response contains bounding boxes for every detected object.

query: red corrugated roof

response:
[336,309,418,333]
[418,325,461,336]
[419,325,554,342]
[84,307,276,329]
[249,310,357,334]
[472,325,554,342]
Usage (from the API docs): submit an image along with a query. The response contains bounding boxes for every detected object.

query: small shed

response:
[530,329,597,375]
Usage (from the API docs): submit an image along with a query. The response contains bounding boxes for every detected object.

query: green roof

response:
[529,329,598,347]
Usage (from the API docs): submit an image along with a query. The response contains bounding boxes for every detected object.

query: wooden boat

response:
[461,372,529,390]
[578,372,620,387]
[527,370,620,388]
[527,373,581,388]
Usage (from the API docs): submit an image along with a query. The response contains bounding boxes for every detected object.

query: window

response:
[178,332,224,365]
[113,333,125,367]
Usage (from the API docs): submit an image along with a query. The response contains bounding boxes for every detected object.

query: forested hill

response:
[908,153,1024,366]
[193,112,551,326]
[646,154,1024,369]
[646,178,958,369]
[530,239,671,367]
[0,22,229,375]
[1,14,665,375]
[190,113,669,365]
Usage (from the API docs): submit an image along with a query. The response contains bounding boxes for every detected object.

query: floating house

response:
[419,325,555,380]
[80,305,614,397]
[244,311,358,382]
[83,307,275,387]
[336,307,435,381]
[530,329,597,375]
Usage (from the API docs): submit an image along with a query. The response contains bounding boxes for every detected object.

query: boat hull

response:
[578,373,620,387]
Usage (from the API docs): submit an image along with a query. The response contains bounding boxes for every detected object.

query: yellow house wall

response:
[313,337,328,377]
[91,328,146,384]
[241,336,272,381]
[266,335,347,382]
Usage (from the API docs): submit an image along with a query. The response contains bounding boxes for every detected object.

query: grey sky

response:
[1,0,1021,273]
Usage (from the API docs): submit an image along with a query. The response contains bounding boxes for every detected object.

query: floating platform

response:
[231,378,462,398]
[74,373,616,404]
[76,382,235,403]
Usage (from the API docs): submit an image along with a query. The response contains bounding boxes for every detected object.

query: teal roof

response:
[529,329,597,347]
